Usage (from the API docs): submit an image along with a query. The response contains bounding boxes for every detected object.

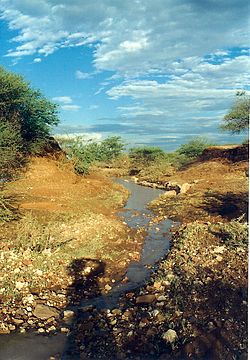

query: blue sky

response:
[0,0,249,151]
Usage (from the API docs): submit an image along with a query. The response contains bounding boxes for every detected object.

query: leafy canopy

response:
[129,146,165,166]
[221,91,249,134]
[177,137,212,159]
[0,66,59,149]
[58,136,125,175]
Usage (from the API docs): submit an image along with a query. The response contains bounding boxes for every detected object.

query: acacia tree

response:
[221,91,249,133]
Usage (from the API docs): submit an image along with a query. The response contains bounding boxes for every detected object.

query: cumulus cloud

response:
[1,0,249,75]
[1,0,249,147]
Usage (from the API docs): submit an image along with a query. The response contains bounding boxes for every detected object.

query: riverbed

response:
[0,179,173,360]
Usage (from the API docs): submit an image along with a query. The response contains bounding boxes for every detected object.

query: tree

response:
[0,66,59,151]
[221,91,249,133]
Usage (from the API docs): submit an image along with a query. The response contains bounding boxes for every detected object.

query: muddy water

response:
[0,180,173,360]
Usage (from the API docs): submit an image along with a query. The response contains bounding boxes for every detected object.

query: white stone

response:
[162,329,178,343]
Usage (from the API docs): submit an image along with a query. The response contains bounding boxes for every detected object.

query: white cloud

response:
[61,104,81,111]
[107,55,250,119]
[0,1,249,76]
[55,132,102,142]
[75,70,92,79]
[52,96,73,104]
[33,57,41,63]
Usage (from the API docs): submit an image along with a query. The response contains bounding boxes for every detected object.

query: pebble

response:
[162,329,178,343]
[136,294,156,304]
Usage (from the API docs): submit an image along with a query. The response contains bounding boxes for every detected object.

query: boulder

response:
[180,183,192,194]
[33,304,60,320]
[163,190,177,197]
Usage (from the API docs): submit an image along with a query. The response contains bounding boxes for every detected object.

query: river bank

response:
[0,151,248,360]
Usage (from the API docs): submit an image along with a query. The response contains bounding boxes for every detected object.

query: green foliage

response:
[0,66,59,152]
[0,121,23,178]
[129,146,165,166]
[58,136,125,174]
[210,216,248,248]
[0,190,18,222]
[221,91,250,133]
[177,137,212,159]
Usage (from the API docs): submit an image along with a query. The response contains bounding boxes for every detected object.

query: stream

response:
[0,179,173,360]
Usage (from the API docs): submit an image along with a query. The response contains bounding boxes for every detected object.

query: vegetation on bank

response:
[0,66,59,179]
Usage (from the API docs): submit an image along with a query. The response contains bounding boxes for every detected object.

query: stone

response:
[13,318,24,325]
[136,294,156,304]
[8,324,16,331]
[105,284,112,291]
[63,310,75,324]
[157,295,167,301]
[33,304,60,320]
[162,329,178,343]
[37,328,45,334]
[180,183,192,194]
[163,190,177,197]
[213,246,225,254]
[61,327,70,333]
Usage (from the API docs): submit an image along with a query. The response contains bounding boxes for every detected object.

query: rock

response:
[105,284,112,291]
[13,318,24,325]
[37,328,45,334]
[162,329,178,343]
[33,304,60,320]
[163,190,177,197]
[157,295,167,301]
[8,324,16,331]
[180,183,192,194]
[213,246,225,254]
[61,327,70,333]
[63,310,75,324]
[136,294,156,304]
[216,255,223,262]
[0,326,10,334]
[15,281,28,290]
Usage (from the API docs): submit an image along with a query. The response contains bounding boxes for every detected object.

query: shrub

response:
[209,216,248,248]
[58,136,125,175]
[177,137,212,159]
[0,190,18,222]
[129,146,166,167]
[0,121,23,179]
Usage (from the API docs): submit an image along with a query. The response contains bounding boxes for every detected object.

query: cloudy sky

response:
[0,0,249,150]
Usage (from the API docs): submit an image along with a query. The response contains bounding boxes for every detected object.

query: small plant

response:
[0,190,18,222]
[15,214,68,253]
[209,216,248,248]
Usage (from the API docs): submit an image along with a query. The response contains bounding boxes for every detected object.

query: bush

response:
[0,121,23,179]
[177,137,212,159]
[129,146,166,167]
[58,136,125,175]
[0,190,18,222]
[209,217,248,248]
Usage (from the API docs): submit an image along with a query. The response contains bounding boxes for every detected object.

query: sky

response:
[0,0,249,151]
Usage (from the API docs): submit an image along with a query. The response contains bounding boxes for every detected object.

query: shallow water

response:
[0,179,173,360]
